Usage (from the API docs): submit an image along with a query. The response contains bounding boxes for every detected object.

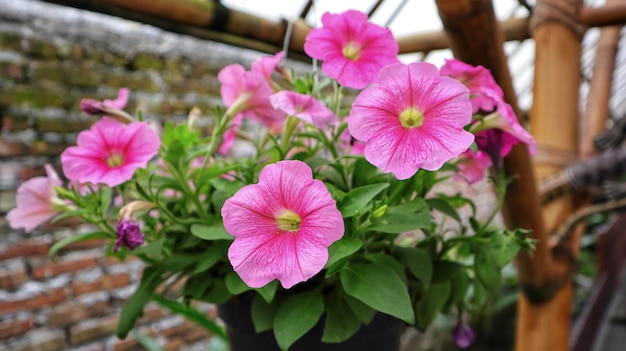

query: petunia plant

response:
[7,9,536,351]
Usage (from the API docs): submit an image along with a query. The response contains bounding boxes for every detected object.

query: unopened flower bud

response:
[114,220,144,252]
[451,315,475,349]
[372,204,388,218]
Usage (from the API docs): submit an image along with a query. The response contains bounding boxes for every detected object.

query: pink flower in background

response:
[348,62,474,180]
[61,118,160,187]
[251,51,285,81]
[218,64,285,131]
[103,88,130,109]
[472,96,536,168]
[454,150,492,185]
[441,59,503,113]
[304,10,399,89]
[7,164,64,232]
[222,160,344,289]
[270,91,339,128]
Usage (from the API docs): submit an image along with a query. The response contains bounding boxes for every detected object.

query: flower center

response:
[275,209,301,232]
[342,42,361,61]
[106,153,125,168]
[399,107,424,128]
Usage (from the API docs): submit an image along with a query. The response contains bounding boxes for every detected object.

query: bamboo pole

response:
[579,22,622,159]
[516,0,585,350]
[434,0,554,290]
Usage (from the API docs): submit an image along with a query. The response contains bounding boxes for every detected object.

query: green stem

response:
[475,167,507,236]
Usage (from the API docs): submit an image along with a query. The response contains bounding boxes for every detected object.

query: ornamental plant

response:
[8,9,535,351]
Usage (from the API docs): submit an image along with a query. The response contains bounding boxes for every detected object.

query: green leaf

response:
[193,241,229,274]
[394,247,432,287]
[367,199,430,233]
[431,260,464,283]
[116,267,162,338]
[274,290,324,350]
[488,231,522,267]
[427,197,461,223]
[202,279,232,304]
[252,294,280,333]
[190,224,234,241]
[339,183,389,218]
[340,262,414,324]
[450,270,470,304]
[151,294,227,341]
[322,291,361,343]
[210,178,245,197]
[475,247,501,291]
[343,293,375,324]
[415,281,451,330]
[132,330,164,351]
[256,280,279,303]
[325,238,362,268]
[225,272,252,295]
[49,232,110,258]
[364,253,406,284]
[99,186,112,213]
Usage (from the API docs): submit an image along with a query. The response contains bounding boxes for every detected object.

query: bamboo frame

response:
[40,0,626,58]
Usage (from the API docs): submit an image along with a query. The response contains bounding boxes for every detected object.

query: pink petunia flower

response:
[471,95,536,168]
[103,88,130,110]
[453,150,493,185]
[61,118,160,187]
[251,51,285,81]
[348,62,474,180]
[222,160,344,289]
[269,91,339,128]
[440,59,503,113]
[80,88,134,124]
[218,64,285,131]
[304,10,399,89]
[7,164,65,232]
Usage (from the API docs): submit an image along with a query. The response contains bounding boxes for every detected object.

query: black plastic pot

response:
[217,293,404,351]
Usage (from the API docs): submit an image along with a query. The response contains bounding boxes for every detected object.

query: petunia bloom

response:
[269,91,339,129]
[348,62,474,180]
[80,88,134,124]
[251,51,285,82]
[471,95,536,168]
[61,118,160,187]
[218,64,285,131]
[222,160,344,289]
[7,164,66,232]
[440,59,503,113]
[454,149,493,185]
[304,10,399,89]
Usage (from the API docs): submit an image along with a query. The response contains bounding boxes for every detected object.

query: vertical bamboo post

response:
[434,0,554,288]
[518,1,585,350]
[579,19,621,159]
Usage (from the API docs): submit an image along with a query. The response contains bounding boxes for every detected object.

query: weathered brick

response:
[0,260,27,289]
[0,60,26,80]
[163,338,184,351]
[1,113,32,131]
[69,315,118,345]
[0,33,20,50]
[48,300,110,328]
[0,288,66,314]
[21,39,58,59]
[63,238,108,251]
[32,257,99,279]
[0,317,34,340]
[1,85,65,108]
[7,329,67,351]
[35,117,92,133]
[29,61,66,81]
[0,139,26,157]
[0,239,50,260]
[72,273,130,296]
[134,54,165,70]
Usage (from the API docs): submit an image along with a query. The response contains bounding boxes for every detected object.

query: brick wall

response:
[0,1,284,350]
